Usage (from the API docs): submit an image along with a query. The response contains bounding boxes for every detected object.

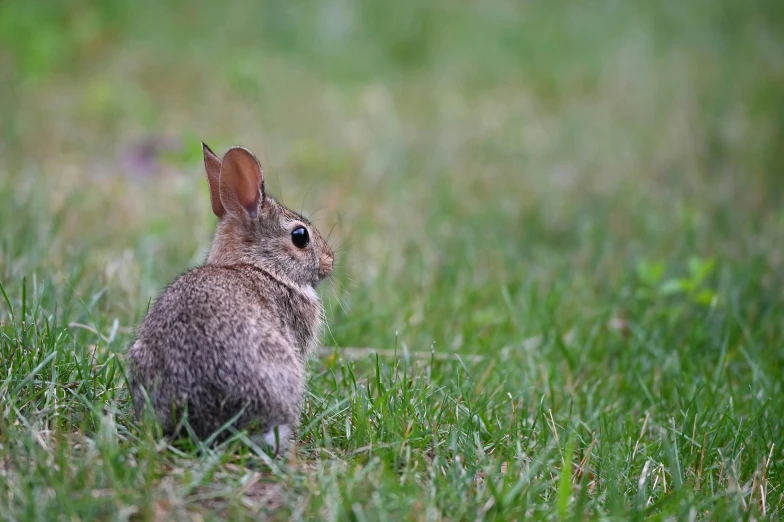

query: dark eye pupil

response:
[291,227,309,248]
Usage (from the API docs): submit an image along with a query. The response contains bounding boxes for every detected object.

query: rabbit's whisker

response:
[325,212,347,245]
[329,279,350,315]
[300,179,317,216]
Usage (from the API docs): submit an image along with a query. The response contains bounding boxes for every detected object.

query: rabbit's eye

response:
[291,227,309,248]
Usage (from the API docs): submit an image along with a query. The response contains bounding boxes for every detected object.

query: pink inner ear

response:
[244,199,259,219]
[219,147,263,217]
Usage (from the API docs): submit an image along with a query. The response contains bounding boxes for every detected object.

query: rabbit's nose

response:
[319,251,334,277]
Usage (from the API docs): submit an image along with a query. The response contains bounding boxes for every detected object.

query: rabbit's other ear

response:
[219,146,264,219]
[202,142,225,218]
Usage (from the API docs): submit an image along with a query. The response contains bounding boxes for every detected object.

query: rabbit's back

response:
[128,265,309,439]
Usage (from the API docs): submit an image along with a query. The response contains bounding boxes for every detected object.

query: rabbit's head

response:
[202,144,334,288]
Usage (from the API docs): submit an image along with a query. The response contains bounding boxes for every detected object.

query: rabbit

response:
[126,143,334,453]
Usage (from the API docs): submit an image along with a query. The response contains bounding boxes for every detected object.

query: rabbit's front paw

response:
[250,424,292,456]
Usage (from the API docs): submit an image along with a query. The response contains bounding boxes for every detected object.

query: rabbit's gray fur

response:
[127,144,334,449]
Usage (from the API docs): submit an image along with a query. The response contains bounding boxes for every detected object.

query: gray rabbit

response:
[127,144,334,452]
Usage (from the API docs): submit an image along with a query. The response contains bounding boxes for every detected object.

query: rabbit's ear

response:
[202,142,225,217]
[219,146,264,219]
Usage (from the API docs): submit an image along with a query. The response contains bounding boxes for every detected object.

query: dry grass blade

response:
[317,346,485,363]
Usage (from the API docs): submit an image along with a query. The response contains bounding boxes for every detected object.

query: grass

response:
[1,0,783,519]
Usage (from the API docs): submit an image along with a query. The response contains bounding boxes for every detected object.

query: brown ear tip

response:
[202,142,216,155]
[223,145,255,157]
[223,146,263,170]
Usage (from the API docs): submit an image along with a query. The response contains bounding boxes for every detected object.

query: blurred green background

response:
[2,0,782,346]
[1,0,783,519]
